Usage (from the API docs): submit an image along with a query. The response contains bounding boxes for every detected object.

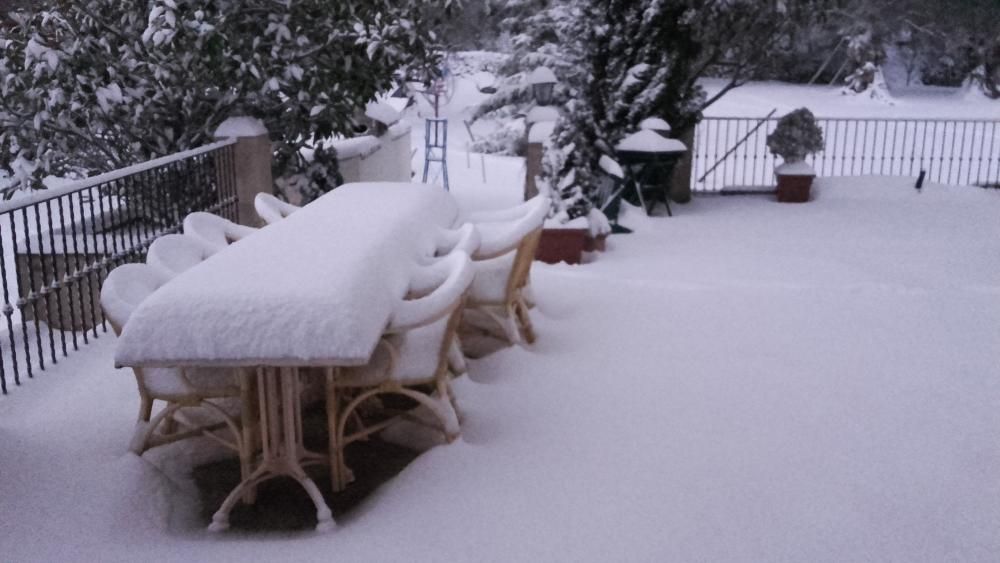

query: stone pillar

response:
[523,117,557,201]
[214,117,273,227]
[524,141,543,200]
[669,127,695,204]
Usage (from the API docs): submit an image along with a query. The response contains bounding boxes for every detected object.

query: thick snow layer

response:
[598,155,624,179]
[527,119,557,142]
[543,215,589,230]
[472,196,549,259]
[328,136,381,160]
[365,101,402,126]
[1,176,998,562]
[639,116,672,132]
[116,183,458,367]
[775,161,816,176]
[145,234,214,279]
[615,129,687,154]
[213,116,267,138]
[702,78,998,118]
[525,106,561,126]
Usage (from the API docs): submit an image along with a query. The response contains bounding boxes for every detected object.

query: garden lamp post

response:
[524,66,560,199]
[528,66,558,106]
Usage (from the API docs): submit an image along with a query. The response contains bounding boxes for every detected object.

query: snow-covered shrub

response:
[766,109,824,164]
[471,118,527,156]
[0,0,451,206]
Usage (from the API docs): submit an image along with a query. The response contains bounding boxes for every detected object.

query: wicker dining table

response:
[114,182,458,531]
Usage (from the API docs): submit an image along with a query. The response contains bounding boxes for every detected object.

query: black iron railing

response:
[0,139,238,395]
[693,117,1000,192]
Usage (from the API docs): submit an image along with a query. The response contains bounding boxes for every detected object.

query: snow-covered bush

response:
[766,108,824,164]
[0,0,451,205]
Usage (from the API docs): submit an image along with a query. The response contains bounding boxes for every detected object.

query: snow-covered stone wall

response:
[332,123,412,184]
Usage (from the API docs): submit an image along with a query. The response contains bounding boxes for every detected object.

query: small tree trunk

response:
[669,127,695,204]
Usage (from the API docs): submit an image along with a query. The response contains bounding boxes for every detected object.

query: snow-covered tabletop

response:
[115,182,458,368]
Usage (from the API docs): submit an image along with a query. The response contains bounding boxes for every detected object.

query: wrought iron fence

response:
[693,116,1000,192]
[0,139,238,395]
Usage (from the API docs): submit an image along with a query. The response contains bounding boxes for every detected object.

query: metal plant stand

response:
[423,118,449,191]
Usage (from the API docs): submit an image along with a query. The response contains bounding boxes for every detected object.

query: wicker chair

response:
[146,234,214,278]
[100,264,255,490]
[254,193,301,225]
[463,196,549,344]
[182,212,257,253]
[326,252,474,491]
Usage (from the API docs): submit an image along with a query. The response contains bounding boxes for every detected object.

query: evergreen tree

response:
[544,0,829,218]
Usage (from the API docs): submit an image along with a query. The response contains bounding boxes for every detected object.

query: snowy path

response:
[0,177,998,562]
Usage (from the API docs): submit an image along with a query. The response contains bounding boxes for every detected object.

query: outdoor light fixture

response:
[528,66,558,105]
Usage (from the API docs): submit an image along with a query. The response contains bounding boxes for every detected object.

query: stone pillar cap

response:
[214,116,268,138]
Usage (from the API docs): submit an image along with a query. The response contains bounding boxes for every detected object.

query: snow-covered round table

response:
[114,181,459,532]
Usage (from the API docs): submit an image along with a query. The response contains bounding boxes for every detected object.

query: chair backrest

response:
[433,223,481,258]
[255,193,301,225]
[472,195,550,260]
[505,228,543,303]
[465,194,549,224]
[100,263,166,336]
[101,262,199,400]
[146,234,212,279]
[389,251,474,332]
[182,212,257,253]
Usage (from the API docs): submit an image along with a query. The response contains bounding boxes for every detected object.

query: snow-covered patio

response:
[1,177,998,562]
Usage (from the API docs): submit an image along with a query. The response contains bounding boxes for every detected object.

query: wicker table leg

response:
[209,366,333,533]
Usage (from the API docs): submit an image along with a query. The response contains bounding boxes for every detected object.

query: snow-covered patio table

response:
[114,181,459,532]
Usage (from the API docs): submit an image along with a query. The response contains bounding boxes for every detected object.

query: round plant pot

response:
[776,174,814,203]
[536,228,588,264]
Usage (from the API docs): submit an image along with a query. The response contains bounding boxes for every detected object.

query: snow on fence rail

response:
[693,117,1000,192]
[0,139,238,396]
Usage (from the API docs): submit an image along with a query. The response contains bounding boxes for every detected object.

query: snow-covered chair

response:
[254,193,300,225]
[145,234,214,278]
[328,251,474,491]
[462,195,549,344]
[432,222,482,258]
[182,212,257,253]
[101,263,254,488]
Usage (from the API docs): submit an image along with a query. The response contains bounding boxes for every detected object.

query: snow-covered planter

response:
[536,208,611,264]
[767,108,824,203]
[536,216,588,265]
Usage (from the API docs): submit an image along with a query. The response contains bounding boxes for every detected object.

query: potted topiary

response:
[766,108,824,203]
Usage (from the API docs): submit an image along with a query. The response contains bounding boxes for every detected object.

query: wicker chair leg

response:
[137,396,153,423]
[513,298,536,344]
[131,402,181,455]
[161,413,178,436]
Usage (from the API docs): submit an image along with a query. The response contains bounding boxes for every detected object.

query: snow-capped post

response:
[524,66,560,200]
[214,117,273,226]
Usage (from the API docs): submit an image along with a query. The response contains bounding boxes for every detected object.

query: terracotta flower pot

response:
[536,228,588,264]
[776,174,814,203]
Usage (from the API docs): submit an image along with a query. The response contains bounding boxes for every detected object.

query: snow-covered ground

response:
[1,173,998,562]
[702,78,999,119]
[1,53,998,561]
